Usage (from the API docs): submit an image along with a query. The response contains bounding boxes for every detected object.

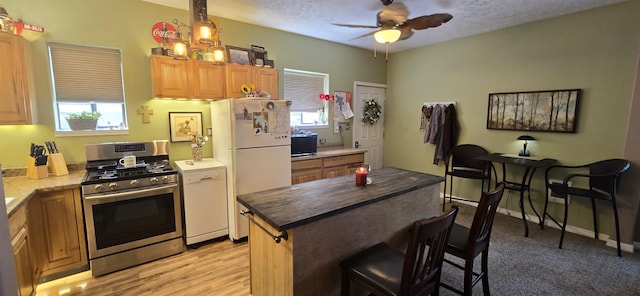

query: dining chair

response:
[340,207,459,296]
[443,144,496,211]
[542,159,631,257]
[440,183,505,296]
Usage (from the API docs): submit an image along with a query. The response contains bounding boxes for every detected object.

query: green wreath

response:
[361,99,382,125]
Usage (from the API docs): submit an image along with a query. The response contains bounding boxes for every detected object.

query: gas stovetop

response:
[81,140,179,195]
[82,159,176,184]
[81,161,178,195]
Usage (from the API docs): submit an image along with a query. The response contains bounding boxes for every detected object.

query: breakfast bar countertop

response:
[290,148,367,162]
[237,167,444,232]
[4,170,86,215]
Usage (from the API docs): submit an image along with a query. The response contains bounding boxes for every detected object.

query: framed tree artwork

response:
[486,89,581,133]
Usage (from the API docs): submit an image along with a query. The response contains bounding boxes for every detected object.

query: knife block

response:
[27,157,48,179]
[48,153,69,176]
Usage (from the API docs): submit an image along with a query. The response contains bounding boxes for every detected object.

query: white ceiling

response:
[142,0,628,53]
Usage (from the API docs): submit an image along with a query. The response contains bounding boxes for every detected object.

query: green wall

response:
[3,0,639,240]
[386,1,640,233]
[0,0,386,167]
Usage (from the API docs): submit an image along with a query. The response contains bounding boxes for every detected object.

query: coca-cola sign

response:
[151,22,178,45]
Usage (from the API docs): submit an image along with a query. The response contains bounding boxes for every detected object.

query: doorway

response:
[353,82,386,170]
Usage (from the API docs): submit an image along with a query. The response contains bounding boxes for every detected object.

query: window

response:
[284,68,329,128]
[49,42,128,133]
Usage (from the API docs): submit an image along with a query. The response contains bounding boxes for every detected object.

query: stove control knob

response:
[150,177,159,184]
[109,183,118,190]
[130,180,139,186]
[94,184,104,192]
[162,175,170,183]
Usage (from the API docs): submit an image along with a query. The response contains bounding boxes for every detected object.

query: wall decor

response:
[137,105,154,123]
[169,112,203,142]
[251,44,268,67]
[487,89,581,133]
[226,45,252,65]
[333,91,353,122]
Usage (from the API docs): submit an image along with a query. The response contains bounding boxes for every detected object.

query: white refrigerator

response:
[211,98,292,241]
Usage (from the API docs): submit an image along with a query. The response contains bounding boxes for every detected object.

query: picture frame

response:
[486,89,581,133]
[226,45,252,65]
[169,112,203,142]
[251,44,268,67]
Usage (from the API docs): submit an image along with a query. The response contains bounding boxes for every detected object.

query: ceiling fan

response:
[333,0,453,44]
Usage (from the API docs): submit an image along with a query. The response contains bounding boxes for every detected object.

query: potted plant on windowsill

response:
[65,111,101,130]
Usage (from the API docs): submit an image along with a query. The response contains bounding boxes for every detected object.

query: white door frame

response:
[353,81,387,170]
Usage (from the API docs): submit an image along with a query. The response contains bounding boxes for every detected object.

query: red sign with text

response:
[151,22,178,45]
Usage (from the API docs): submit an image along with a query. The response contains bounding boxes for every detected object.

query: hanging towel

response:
[424,104,442,144]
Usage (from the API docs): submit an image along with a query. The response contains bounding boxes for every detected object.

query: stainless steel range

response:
[81,140,183,276]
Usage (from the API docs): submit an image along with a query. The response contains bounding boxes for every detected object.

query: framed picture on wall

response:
[169,112,203,142]
[486,89,581,133]
[226,45,252,65]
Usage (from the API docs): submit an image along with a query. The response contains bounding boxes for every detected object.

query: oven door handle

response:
[84,184,178,201]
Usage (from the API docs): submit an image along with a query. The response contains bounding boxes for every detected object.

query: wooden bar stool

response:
[340,207,459,296]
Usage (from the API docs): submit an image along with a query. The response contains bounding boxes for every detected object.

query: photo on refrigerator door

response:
[253,112,269,134]
[235,106,252,121]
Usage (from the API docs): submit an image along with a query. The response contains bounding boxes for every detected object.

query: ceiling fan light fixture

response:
[374,28,401,44]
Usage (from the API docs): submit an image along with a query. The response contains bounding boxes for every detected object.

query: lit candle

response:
[355,166,368,187]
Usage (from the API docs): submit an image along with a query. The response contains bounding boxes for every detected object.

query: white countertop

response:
[174,158,226,172]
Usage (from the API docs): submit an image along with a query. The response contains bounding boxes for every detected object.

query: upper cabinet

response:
[253,67,279,100]
[151,56,278,100]
[191,60,226,99]
[150,55,225,100]
[150,56,190,98]
[224,63,253,99]
[0,32,32,125]
[225,64,279,99]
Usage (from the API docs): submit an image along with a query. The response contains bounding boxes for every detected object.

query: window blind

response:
[49,42,125,103]
[284,69,327,112]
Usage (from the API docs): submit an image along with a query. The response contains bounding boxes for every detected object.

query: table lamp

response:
[517,135,535,156]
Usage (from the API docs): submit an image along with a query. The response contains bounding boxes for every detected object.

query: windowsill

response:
[55,129,129,137]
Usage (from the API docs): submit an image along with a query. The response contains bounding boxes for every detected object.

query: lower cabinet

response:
[28,188,88,281]
[291,159,323,184]
[291,152,365,185]
[9,205,35,296]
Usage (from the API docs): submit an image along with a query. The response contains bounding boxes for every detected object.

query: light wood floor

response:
[36,238,250,296]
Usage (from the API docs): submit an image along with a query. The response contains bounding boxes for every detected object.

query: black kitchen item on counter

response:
[29,143,48,166]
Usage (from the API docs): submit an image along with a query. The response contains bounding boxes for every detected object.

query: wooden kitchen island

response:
[237,167,444,296]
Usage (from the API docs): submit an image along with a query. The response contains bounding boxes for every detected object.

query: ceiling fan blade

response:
[404,13,453,30]
[333,23,379,29]
[398,26,413,40]
[350,30,377,41]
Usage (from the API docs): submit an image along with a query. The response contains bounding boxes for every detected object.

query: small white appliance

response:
[211,98,292,241]
[175,158,228,245]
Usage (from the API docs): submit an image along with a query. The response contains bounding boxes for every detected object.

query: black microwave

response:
[291,133,318,156]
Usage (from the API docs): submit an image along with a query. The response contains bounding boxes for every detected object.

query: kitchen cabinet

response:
[253,67,279,99]
[28,188,88,280]
[150,55,190,98]
[9,205,36,296]
[225,64,279,99]
[150,55,225,100]
[291,151,365,185]
[322,154,365,179]
[0,31,32,125]
[191,60,225,100]
[291,159,323,184]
